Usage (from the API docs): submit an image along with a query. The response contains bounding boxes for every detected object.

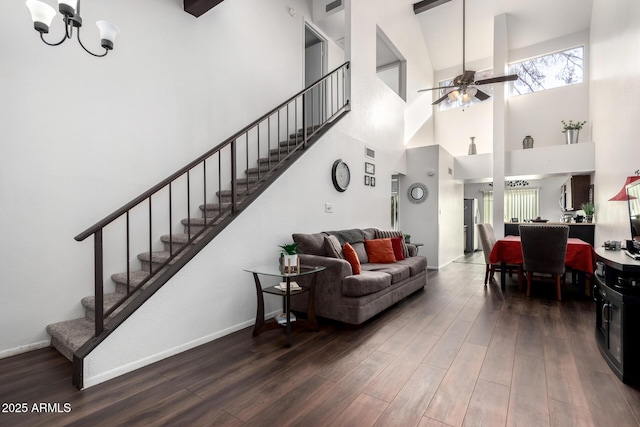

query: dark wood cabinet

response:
[594,248,640,384]
[561,174,591,211]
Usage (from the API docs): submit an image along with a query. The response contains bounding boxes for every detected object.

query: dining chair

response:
[477,223,522,289]
[519,224,569,300]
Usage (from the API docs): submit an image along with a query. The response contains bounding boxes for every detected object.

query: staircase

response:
[45,62,350,388]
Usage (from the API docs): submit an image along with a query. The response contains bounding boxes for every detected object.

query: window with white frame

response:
[509,46,584,96]
[438,69,493,111]
[482,188,540,223]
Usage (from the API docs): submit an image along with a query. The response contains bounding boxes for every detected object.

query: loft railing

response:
[74,62,350,338]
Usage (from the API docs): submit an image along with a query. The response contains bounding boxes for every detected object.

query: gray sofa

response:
[290,228,427,325]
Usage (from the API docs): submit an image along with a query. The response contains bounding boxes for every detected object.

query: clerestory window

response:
[509,46,584,96]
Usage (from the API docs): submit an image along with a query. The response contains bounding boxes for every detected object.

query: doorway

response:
[304,24,327,129]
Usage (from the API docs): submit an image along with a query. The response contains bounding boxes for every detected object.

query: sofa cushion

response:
[397,256,428,276]
[342,271,391,297]
[352,242,369,264]
[365,239,397,263]
[324,235,343,259]
[361,262,410,284]
[293,233,327,256]
[375,229,409,258]
[343,243,361,275]
[391,237,405,261]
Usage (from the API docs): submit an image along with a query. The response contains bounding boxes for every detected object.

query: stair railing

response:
[74,62,350,337]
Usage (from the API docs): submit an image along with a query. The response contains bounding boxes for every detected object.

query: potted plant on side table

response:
[279,242,300,273]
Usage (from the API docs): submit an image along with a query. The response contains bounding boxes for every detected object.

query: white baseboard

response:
[82,315,276,389]
[0,340,50,359]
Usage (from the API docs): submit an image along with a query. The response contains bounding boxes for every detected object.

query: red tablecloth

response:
[489,235,596,274]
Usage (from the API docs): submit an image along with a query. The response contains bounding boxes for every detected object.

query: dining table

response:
[489,235,597,292]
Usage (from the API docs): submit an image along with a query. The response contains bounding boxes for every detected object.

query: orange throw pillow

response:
[390,237,405,261]
[343,243,361,274]
[365,238,397,263]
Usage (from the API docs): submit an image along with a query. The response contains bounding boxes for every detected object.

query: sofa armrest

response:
[299,254,353,277]
[407,244,418,257]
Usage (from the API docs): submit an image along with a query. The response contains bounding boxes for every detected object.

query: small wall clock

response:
[331,159,350,192]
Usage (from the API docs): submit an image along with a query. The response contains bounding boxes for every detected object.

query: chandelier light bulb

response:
[26,0,57,33]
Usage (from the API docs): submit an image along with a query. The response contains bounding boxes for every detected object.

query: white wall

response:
[590,0,640,246]
[400,145,463,269]
[0,0,434,384]
[0,0,318,358]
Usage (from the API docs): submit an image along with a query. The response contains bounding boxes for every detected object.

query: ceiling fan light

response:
[448,90,459,101]
[466,87,478,98]
[461,92,472,103]
[26,0,57,33]
[96,20,120,50]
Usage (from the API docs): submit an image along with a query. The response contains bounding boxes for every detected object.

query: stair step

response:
[138,251,174,272]
[111,270,150,294]
[198,202,231,214]
[246,165,275,176]
[160,232,200,252]
[47,318,95,361]
[81,292,129,322]
[182,217,226,234]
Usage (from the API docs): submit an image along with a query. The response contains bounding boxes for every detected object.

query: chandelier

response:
[25,0,119,57]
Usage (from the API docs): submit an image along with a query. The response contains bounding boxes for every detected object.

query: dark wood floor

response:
[2,252,639,427]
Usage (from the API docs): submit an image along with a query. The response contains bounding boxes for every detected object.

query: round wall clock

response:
[331,159,350,192]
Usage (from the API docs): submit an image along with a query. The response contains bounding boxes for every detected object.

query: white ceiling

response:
[416,0,593,71]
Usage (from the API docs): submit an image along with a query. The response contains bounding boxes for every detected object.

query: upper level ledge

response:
[453,141,595,182]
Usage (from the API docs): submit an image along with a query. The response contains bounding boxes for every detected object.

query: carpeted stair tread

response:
[47,318,94,361]
[81,292,129,321]
[160,233,198,244]
[111,270,150,286]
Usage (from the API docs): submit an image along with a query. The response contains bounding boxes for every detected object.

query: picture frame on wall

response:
[365,162,375,175]
[365,175,371,186]
[371,177,376,187]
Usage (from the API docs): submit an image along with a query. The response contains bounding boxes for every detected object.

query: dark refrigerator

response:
[464,198,479,252]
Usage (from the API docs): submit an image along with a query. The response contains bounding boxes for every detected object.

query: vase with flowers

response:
[562,120,586,145]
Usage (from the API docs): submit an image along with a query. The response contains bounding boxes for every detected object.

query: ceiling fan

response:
[418,0,519,105]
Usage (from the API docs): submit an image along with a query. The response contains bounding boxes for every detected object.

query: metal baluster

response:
[126,211,131,294]
[94,229,104,336]
[187,171,191,238]
[203,159,207,230]
[148,196,153,275]
[231,140,237,214]
[168,183,173,257]
[218,151,222,214]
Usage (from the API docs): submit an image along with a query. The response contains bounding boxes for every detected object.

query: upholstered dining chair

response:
[519,224,569,300]
[477,223,522,288]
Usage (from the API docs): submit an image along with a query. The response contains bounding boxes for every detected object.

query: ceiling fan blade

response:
[418,84,459,93]
[432,91,453,105]
[474,74,519,85]
[474,89,490,101]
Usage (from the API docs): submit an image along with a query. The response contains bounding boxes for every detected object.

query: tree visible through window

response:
[509,47,584,96]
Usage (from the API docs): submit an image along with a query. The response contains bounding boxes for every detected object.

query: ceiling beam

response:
[413,0,453,15]
[184,0,225,18]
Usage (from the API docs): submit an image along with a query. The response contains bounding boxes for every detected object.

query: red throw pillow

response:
[365,238,397,263]
[390,237,405,260]
[343,242,361,275]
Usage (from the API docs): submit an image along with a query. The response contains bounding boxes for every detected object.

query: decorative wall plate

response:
[408,182,428,203]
